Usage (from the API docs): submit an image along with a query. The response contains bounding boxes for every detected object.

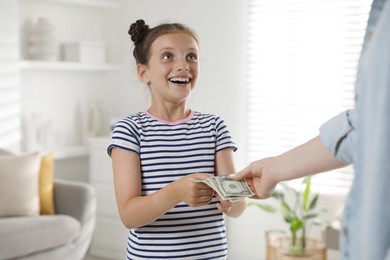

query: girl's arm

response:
[111,148,213,229]
[215,148,246,218]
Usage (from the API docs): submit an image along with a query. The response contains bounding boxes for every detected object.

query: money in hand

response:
[192,175,254,202]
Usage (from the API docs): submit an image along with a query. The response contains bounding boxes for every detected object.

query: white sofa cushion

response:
[0,152,41,216]
[0,215,80,259]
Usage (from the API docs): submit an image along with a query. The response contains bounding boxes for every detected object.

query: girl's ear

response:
[137,64,150,84]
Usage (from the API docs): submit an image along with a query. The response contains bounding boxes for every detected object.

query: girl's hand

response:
[175,173,214,207]
[215,194,232,214]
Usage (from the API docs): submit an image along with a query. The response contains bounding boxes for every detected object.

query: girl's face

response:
[138,32,199,105]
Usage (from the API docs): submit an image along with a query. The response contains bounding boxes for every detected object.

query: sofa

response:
[0,179,96,260]
[0,149,96,260]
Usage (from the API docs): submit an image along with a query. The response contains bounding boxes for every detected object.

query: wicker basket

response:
[266,231,326,260]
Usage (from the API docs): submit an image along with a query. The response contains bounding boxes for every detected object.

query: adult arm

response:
[232,136,347,199]
[232,109,356,199]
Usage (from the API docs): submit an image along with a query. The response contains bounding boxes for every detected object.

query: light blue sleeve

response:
[319,109,356,164]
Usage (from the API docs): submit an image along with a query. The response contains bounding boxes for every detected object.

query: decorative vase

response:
[27,17,59,61]
[266,231,326,260]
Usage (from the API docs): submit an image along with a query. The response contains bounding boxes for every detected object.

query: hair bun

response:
[128,19,149,43]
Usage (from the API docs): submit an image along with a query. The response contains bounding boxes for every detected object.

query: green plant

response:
[248,176,328,253]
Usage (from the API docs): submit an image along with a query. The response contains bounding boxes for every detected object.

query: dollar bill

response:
[192,175,254,202]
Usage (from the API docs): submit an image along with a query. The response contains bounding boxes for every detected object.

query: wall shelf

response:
[21,0,121,9]
[20,60,121,72]
[17,0,121,162]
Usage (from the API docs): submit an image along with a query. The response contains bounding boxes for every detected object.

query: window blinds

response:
[245,0,372,190]
[0,1,21,149]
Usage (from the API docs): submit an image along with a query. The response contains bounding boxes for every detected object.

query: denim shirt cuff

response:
[319,110,356,164]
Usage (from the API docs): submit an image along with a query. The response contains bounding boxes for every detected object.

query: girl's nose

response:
[176,59,189,71]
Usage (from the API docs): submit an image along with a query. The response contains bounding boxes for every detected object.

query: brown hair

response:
[128,19,199,65]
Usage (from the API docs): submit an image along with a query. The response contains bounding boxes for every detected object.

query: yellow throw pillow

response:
[39,154,56,215]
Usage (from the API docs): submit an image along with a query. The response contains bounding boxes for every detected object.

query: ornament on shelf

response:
[27,17,59,61]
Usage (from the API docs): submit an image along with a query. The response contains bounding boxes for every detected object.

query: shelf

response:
[22,0,121,9]
[20,60,121,72]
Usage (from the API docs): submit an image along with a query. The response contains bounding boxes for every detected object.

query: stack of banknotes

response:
[192,175,254,202]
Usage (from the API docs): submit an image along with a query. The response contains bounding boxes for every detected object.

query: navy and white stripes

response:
[108,111,237,259]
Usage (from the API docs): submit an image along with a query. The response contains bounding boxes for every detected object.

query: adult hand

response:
[230,157,279,199]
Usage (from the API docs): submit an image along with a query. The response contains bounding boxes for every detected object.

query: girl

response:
[108,19,246,260]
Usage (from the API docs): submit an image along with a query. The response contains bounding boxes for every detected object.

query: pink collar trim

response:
[145,110,194,125]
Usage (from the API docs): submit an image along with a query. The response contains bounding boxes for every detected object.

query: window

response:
[245,0,372,191]
[0,3,21,149]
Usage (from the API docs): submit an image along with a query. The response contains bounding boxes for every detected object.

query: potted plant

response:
[248,176,328,260]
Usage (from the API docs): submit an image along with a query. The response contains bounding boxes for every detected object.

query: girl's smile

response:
[168,76,192,86]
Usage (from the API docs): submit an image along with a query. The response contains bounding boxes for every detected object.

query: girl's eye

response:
[162,53,173,60]
[187,53,198,61]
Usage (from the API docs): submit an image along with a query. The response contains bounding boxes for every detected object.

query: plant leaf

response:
[303,208,325,219]
[309,193,319,210]
[312,219,332,227]
[280,182,299,197]
[248,202,277,213]
[302,176,311,211]
[271,191,284,200]
[290,218,303,233]
[281,201,295,222]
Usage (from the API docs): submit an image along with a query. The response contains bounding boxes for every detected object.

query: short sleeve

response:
[107,118,141,156]
[319,109,356,164]
[215,116,238,152]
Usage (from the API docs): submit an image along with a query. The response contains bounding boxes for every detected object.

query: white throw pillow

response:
[0,152,41,216]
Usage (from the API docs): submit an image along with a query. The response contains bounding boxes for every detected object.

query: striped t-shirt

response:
[107,111,237,260]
